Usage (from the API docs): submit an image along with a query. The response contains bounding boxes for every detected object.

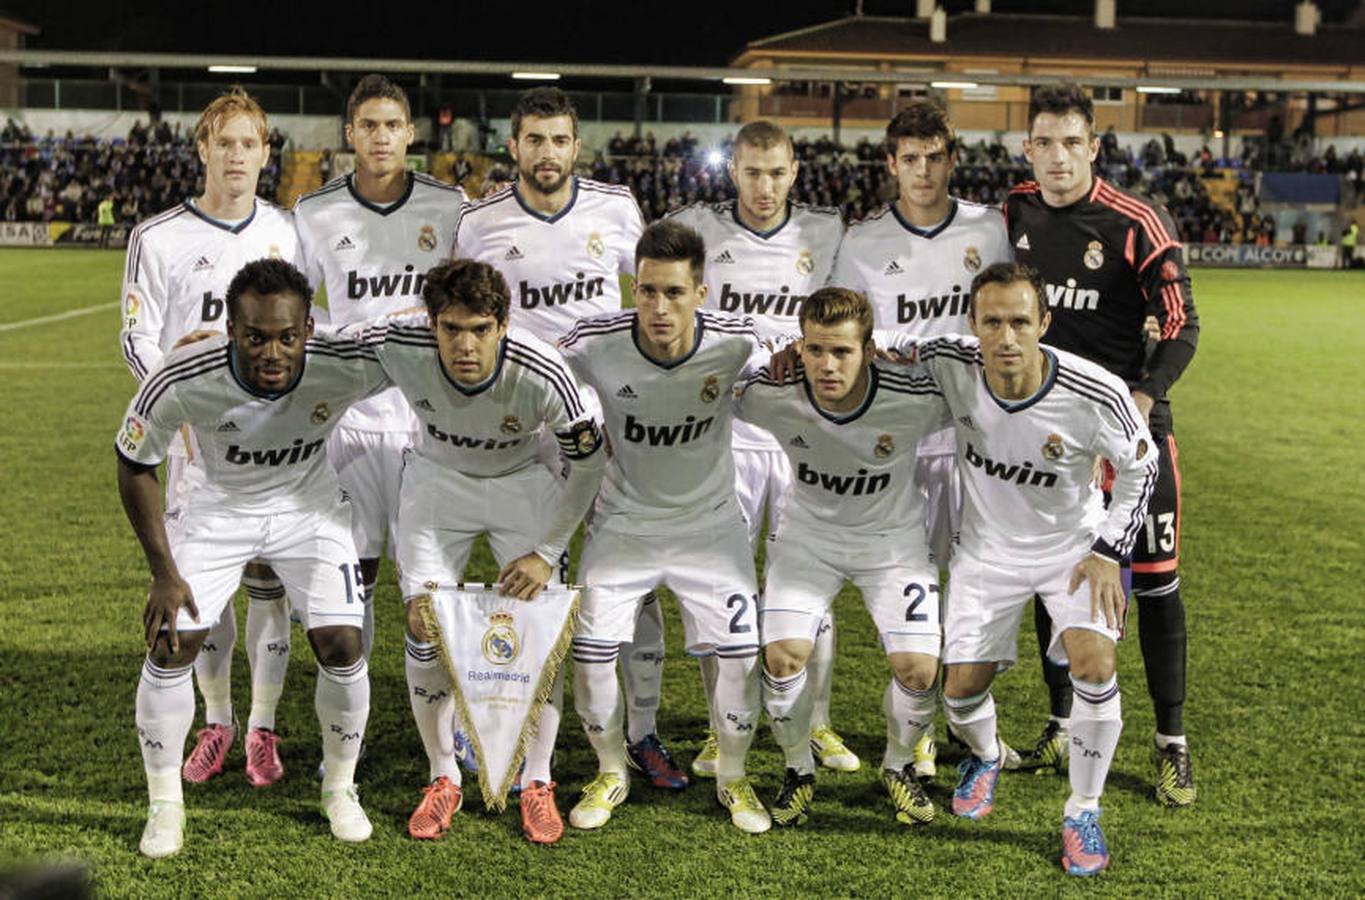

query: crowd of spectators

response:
[0,118,286,225]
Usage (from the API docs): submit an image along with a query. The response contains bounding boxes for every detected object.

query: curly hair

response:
[226,258,312,320]
[421,258,510,324]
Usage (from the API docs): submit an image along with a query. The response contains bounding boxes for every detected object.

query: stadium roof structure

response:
[733,12,1365,73]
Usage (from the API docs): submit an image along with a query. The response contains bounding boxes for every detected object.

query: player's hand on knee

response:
[498,552,553,601]
[172,329,219,349]
[1068,553,1123,630]
[144,574,198,652]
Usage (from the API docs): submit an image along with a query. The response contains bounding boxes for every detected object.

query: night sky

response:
[4,0,1361,67]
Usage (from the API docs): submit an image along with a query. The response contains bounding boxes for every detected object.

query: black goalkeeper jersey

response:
[1004,177,1199,435]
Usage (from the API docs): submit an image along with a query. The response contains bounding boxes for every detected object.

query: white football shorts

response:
[916,451,962,569]
[762,524,941,657]
[576,511,759,657]
[733,445,793,548]
[396,453,564,600]
[165,494,363,633]
[944,545,1121,671]
[326,424,412,560]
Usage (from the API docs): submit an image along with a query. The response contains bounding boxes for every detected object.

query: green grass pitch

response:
[1,250,1362,897]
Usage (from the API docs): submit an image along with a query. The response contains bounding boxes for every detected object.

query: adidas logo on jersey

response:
[333,235,356,251]
[957,415,976,431]
[615,384,638,399]
[964,442,1058,487]
[883,259,904,275]
[1015,234,1031,250]
[216,420,240,433]
[789,434,809,448]
[712,249,736,265]
[505,245,524,261]
[414,398,436,412]
[192,256,213,272]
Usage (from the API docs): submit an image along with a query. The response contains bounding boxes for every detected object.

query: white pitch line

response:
[0,302,118,332]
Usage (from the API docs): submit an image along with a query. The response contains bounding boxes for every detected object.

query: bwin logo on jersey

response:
[623,413,715,447]
[427,423,524,450]
[347,264,428,300]
[897,286,969,323]
[964,442,1058,487]
[718,282,805,317]
[797,461,891,496]
[225,438,325,466]
[1044,278,1100,311]
[518,272,606,309]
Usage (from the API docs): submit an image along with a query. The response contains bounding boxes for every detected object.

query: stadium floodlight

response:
[511,72,561,80]
[707,150,724,166]
[208,65,257,74]
[722,77,772,85]
[930,80,979,90]
[1137,85,1181,94]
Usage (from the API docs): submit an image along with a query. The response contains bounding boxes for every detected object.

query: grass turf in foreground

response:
[0,252,1362,896]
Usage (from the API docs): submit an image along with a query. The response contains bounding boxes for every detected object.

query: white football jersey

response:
[453,177,644,343]
[830,198,1011,455]
[294,172,467,433]
[666,199,843,450]
[120,199,303,382]
[909,335,1158,567]
[735,362,949,534]
[558,310,764,534]
[344,316,598,478]
[115,333,389,516]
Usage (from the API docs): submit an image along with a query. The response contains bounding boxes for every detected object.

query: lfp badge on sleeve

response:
[417,584,579,811]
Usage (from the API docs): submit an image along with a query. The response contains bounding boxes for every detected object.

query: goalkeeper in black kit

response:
[1003,83,1199,807]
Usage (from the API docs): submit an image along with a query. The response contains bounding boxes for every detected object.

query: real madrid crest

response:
[795,250,815,276]
[700,375,720,403]
[481,611,520,666]
[1083,240,1105,271]
[418,224,438,252]
[501,415,522,435]
[311,402,331,425]
[875,434,895,459]
[586,232,606,259]
[268,244,281,260]
[963,245,982,273]
[424,580,439,592]
[1042,433,1065,461]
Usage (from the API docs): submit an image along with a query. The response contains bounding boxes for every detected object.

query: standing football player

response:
[666,121,855,776]
[735,288,948,827]
[1005,84,1200,806]
[454,87,683,791]
[119,87,301,790]
[559,222,770,834]
[907,262,1158,875]
[294,73,466,658]
[345,260,604,844]
[829,100,1014,776]
[118,259,388,856]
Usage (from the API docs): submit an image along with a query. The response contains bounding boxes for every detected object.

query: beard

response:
[520,161,571,196]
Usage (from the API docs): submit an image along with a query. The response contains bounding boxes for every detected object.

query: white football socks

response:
[884,678,936,771]
[762,667,814,775]
[405,637,459,784]
[316,658,369,794]
[137,659,193,804]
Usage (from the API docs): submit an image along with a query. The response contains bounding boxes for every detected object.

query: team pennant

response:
[417,584,579,812]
